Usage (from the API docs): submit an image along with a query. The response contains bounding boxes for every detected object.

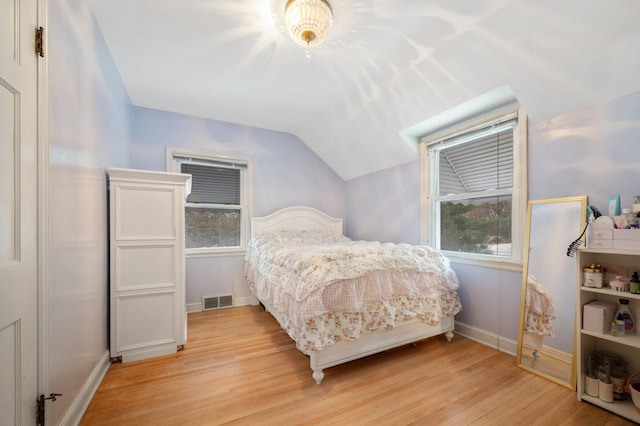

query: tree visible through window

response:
[440,195,512,256]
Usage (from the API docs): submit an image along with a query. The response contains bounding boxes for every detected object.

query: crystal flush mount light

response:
[285,0,333,49]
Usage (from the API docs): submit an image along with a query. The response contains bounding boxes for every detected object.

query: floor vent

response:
[202,295,233,311]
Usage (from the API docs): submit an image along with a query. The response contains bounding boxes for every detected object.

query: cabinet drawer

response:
[588,239,613,249]
[588,229,613,240]
[613,229,640,241]
[613,239,640,250]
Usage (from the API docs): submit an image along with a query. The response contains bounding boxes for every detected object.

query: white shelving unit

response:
[576,248,640,422]
[108,167,191,362]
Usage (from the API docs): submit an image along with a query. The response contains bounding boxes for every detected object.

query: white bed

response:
[244,206,461,384]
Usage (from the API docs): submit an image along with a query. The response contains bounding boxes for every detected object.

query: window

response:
[167,148,251,257]
[421,109,527,268]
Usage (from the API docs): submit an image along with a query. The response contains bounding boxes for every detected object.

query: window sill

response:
[444,253,523,273]
[186,248,246,259]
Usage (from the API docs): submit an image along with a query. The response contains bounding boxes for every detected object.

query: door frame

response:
[36,0,50,421]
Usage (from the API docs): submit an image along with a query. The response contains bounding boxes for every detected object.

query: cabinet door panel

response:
[116,185,176,240]
[115,290,177,351]
[116,245,176,290]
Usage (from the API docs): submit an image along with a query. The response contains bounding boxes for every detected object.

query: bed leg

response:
[312,369,324,385]
[445,331,454,342]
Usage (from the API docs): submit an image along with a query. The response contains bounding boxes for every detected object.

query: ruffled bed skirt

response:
[246,268,462,353]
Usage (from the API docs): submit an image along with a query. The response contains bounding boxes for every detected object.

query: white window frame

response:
[420,108,527,271]
[166,147,252,258]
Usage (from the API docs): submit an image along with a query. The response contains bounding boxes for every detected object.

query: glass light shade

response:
[285,0,333,47]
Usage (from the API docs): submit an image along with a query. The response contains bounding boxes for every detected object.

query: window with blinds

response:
[166,149,250,253]
[424,112,526,264]
[179,163,243,250]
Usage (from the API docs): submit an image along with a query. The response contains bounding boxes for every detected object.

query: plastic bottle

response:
[611,319,624,336]
[614,314,625,336]
[631,272,640,294]
[622,208,634,228]
[616,299,634,333]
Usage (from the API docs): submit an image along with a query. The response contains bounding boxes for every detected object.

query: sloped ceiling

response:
[89,0,640,180]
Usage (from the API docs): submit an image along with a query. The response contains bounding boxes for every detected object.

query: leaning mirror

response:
[516,196,587,390]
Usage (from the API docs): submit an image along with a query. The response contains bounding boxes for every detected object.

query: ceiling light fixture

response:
[285,0,333,52]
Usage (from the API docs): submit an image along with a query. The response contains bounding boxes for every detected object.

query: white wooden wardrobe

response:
[107,167,191,362]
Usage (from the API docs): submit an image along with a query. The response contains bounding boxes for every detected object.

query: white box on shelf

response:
[613,229,640,251]
[587,222,613,249]
[583,300,617,334]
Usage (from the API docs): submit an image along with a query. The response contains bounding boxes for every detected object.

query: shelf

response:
[581,286,640,300]
[581,248,640,256]
[577,248,640,422]
[581,329,640,349]
[580,393,640,423]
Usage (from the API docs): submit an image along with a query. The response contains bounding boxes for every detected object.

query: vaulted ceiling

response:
[89,0,640,180]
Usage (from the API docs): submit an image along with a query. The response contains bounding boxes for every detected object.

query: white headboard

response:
[251,206,343,237]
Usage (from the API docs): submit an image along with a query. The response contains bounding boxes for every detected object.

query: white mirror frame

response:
[516,196,587,390]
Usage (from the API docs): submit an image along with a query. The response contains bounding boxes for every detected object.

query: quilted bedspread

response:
[245,230,462,352]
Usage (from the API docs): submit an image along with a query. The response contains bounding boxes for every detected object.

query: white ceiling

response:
[89,0,640,180]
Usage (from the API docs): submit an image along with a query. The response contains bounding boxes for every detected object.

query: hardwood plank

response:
[80,306,634,425]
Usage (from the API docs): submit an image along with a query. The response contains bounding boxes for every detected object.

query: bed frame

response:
[250,206,454,384]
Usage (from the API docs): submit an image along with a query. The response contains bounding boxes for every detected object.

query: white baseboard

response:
[536,342,573,364]
[236,295,259,306]
[455,321,571,363]
[186,295,258,313]
[59,350,110,426]
[454,321,518,356]
[186,302,202,313]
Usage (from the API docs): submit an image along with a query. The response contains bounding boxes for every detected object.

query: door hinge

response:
[36,393,62,426]
[35,26,45,57]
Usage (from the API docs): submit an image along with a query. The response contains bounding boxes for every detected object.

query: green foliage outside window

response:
[440,198,512,256]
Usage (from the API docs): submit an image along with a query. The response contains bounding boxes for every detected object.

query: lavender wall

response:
[529,91,640,209]
[345,162,421,244]
[49,0,132,423]
[129,106,346,304]
[345,90,640,346]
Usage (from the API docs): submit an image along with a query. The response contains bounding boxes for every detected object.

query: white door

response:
[0,0,40,424]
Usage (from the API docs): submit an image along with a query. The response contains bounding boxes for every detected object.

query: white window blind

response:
[436,123,514,196]
[181,163,240,205]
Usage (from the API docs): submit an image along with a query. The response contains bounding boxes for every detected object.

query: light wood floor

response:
[519,349,572,385]
[81,306,633,425]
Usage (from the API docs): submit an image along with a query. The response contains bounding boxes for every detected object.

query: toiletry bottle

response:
[623,208,634,228]
[614,314,625,336]
[611,320,621,336]
[631,272,640,294]
[617,299,634,333]
[612,314,624,336]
